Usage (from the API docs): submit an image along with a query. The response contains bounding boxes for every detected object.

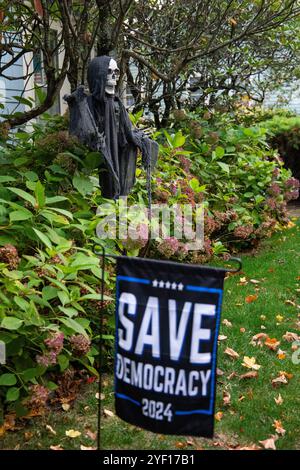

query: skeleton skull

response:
[105,58,120,94]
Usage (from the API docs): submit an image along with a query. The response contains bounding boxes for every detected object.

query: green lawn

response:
[1,221,300,450]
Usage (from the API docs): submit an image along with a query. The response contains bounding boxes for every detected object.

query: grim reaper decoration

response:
[64,56,158,200]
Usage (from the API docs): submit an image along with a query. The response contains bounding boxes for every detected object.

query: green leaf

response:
[42,286,58,301]
[172,131,185,148]
[33,228,52,249]
[59,317,88,338]
[6,387,20,401]
[21,368,38,382]
[35,181,45,208]
[84,152,102,170]
[24,171,39,182]
[14,296,29,311]
[215,146,225,158]
[44,277,69,293]
[45,196,68,204]
[47,381,58,391]
[13,157,30,167]
[9,208,33,222]
[217,162,230,174]
[35,86,46,104]
[0,373,17,386]
[0,176,16,183]
[41,210,69,225]
[7,187,36,206]
[47,207,73,219]
[58,354,69,372]
[1,317,23,330]
[58,306,78,318]
[12,95,33,107]
[72,174,94,196]
[58,291,69,306]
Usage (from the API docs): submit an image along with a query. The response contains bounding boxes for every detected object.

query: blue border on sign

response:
[114,276,223,416]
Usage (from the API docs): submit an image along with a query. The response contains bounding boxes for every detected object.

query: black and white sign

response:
[114,257,225,437]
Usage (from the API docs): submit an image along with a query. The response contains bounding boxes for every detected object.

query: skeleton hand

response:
[140,127,154,137]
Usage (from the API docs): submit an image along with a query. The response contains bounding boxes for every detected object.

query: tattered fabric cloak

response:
[64,55,158,200]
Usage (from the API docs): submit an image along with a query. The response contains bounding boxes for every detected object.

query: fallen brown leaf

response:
[240,371,258,379]
[224,347,239,359]
[251,332,268,347]
[228,371,238,380]
[250,279,260,285]
[215,411,223,421]
[50,445,64,451]
[274,394,283,405]
[265,337,280,351]
[259,436,278,450]
[245,295,258,303]
[218,334,228,341]
[272,375,288,387]
[272,420,286,436]
[186,438,195,446]
[223,390,231,406]
[103,408,114,418]
[46,424,56,435]
[65,429,81,438]
[175,441,187,449]
[85,429,97,441]
[277,349,286,360]
[241,356,261,370]
[283,331,299,342]
[222,319,232,327]
[236,444,260,450]
[279,370,293,379]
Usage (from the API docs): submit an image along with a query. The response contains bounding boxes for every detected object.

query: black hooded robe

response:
[64,55,158,200]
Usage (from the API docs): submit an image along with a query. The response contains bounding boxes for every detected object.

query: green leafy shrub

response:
[0,110,299,416]
[0,147,115,414]
[259,115,300,185]
[148,111,299,258]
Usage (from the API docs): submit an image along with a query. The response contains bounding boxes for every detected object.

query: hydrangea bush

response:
[0,110,299,415]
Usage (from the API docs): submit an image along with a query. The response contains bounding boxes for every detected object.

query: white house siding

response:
[264,84,300,114]
[0,48,25,116]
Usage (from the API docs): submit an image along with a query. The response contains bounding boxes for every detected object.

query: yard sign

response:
[114,257,225,437]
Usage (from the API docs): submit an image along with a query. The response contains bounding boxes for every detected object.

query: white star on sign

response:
[159,280,165,288]
[171,282,177,290]
[178,283,184,291]
[165,281,171,289]
[152,279,158,287]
